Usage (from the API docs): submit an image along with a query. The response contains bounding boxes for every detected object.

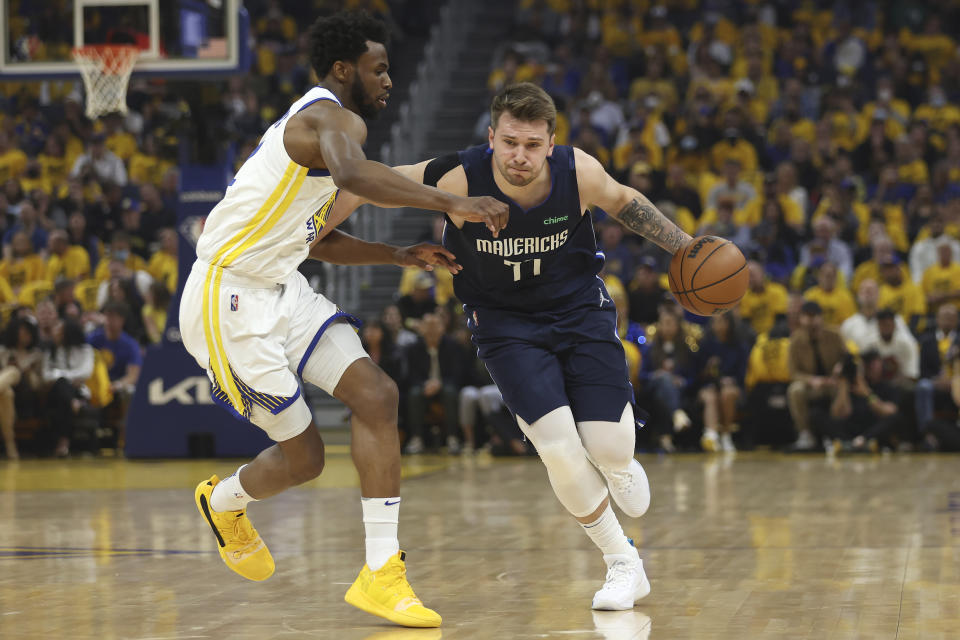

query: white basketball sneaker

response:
[601,459,650,518]
[592,550,650,610]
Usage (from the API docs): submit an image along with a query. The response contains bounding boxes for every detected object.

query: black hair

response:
[2,315,38,350]
[877,308,896,321]
[307,10,389,80]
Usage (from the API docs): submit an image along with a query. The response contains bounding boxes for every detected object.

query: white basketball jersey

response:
[196,86,342,282]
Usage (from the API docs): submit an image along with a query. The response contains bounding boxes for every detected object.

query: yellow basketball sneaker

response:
[344,551,441,628]
[194,475,275,581]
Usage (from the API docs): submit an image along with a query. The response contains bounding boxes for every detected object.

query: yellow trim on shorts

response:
[202,265,244,414]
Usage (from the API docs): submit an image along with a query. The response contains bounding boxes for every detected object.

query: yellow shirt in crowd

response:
[0,255,45,291]
[94,253,149,284]
[804,286,857,327]
[879,280,928,320]
[921,262,960,312]
[0,147,28,182]
[852,261,912,293]
[744,334,792,389]
[738,281,788,336]
[147,251,178,293]
[46,246,92,282]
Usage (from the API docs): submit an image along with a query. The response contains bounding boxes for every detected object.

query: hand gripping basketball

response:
[668,236,748,315]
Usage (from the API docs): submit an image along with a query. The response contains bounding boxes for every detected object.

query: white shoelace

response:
[602,560,636,591]
[606,468,634,496]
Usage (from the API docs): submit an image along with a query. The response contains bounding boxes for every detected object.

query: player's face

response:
[489,113,554,187]
[350,41,391,120]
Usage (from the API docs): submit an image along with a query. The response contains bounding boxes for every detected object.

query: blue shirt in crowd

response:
[87,328,143,381]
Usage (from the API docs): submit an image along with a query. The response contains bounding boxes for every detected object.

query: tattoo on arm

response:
[615,198,690,253]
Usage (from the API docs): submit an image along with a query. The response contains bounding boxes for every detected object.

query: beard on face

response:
[351,74,381,121]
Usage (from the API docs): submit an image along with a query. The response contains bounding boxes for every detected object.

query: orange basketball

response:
[668,236,748,315]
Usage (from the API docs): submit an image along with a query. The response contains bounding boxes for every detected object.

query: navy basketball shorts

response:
[465,300,634,425]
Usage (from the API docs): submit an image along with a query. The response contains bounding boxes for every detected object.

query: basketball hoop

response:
[72,45,139,119]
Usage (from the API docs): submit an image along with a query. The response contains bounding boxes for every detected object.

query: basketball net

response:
[71,45,139,119]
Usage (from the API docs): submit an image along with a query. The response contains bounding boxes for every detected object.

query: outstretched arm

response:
[574,148,692,254]
[309,229,461,273]
[285,104,506,234]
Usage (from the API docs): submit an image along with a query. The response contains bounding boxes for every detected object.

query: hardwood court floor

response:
[1,451,958,639]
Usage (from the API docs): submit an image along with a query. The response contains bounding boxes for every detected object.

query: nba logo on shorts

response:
[230,294,239,311]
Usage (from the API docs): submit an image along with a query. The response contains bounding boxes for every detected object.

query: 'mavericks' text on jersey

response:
[442,144,603,311]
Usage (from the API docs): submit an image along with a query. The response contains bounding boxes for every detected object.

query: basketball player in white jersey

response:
[181,11,507,628]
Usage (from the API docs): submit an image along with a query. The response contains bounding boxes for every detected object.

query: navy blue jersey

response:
[442,144,603,311]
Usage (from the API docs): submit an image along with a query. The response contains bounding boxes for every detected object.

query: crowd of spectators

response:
[383,0,960,455]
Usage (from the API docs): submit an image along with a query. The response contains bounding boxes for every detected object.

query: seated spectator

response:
[842,278,913,352]
[867,308,920,382]
[705,157,756,212]
[742,319,794,449]
[0,231,46,297]
[921,242,960,314]
[803,261,856,327]
[42,318,95,457]
[138,184,176,243]
[916,305,958,436]
[639,306,695,452]
[46,229,91,282]
[3,201,49,257]
[66,210,102,269]
[799,217,853,282]
[142,281,171,345]
[88,300,142,396]
[397,272,438,332]
[740,173,804,227]
[0,314,44,457]
[787,301,848,451]
[94,232,149,284]
[923,340,960,451]
[852,235,910,294]
[381,303,417,349]
[696,313,749,452]
[597,219,634,283]
[403,313,465,454]
[909,213,960,282]
[0,131,27,184]
[739,261,788,336]
[627,256,665,326]
[697,195,751,245]
[118,198,150,259]
[147,228,179,293]
[830,351,901,453]
[878,256,927,331]
[360,320,404,386]
[70,133,127,187]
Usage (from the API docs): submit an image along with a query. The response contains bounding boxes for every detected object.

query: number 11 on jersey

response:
[504,258,542,282]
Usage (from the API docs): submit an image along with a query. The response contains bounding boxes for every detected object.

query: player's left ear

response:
[331,60,354,84]
[546,133,556,156]
[487,126,495,149]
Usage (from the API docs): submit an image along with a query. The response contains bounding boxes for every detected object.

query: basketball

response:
[668,236,748,315]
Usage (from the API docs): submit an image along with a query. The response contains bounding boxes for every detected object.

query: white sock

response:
[362,496,401,571]
[211,465,256,512]
[581,504,635,558]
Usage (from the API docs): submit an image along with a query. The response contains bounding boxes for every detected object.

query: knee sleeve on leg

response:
[579,404,650,518]
[517,406,608,518]
[577,404,637,471]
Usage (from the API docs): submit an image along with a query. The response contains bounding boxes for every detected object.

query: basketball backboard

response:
[1,0,249,78]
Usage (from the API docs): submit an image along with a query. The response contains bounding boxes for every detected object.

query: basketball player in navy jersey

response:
[321,82,692,609]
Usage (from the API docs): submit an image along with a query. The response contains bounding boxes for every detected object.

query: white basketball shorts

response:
[180,260,366,441]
